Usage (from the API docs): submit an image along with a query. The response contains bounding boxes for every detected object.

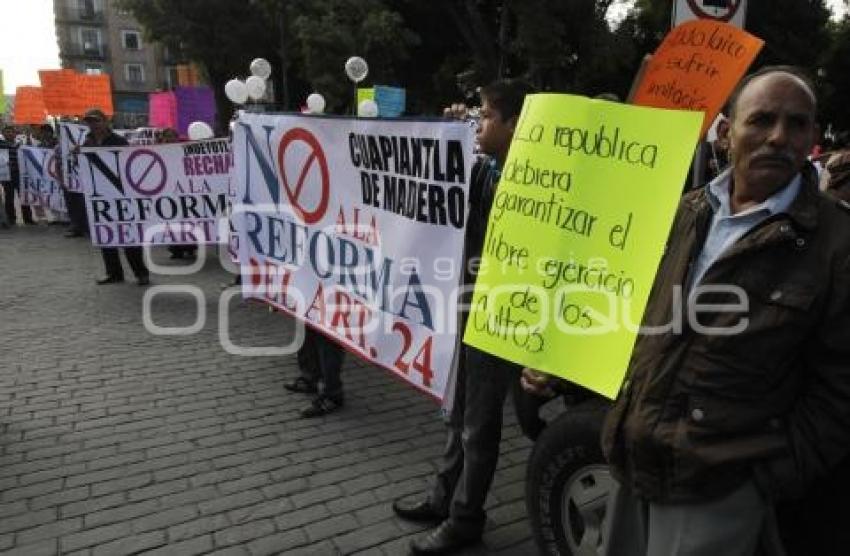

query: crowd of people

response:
[3,65,850,556]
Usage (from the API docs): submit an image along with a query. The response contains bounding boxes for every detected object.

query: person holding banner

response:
[820,131,850,203]
[394,79,548,555]
[82,109,150,286]
[36,124,68,226]
[0,128,10,229]
[527,66,850,555]
[157,128,199,261]
[284,328,347,418]
[1,124,35,226]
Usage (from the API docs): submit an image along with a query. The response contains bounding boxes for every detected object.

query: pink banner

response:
[148,91,178,130]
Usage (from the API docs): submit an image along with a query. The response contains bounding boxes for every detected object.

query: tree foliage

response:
[288,0,419,112]
[119,0,850,130]
[821,15,850,130]
[118,0,279,129]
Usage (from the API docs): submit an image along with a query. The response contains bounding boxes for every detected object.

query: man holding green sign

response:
[524,67,850,555]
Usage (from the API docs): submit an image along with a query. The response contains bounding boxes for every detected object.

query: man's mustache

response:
[749,151,796,166]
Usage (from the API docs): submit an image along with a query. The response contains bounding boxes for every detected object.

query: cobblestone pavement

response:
[0,226,537,555]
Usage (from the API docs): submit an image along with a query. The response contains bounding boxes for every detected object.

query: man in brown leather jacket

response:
[589,66,850,555]
[520,65,850,555]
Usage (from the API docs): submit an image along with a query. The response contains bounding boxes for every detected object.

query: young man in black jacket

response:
[393,79,546,555]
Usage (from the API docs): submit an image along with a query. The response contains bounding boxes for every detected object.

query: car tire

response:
[526,399,612,556]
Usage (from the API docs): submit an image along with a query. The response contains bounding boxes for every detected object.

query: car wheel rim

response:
[561,464,613,556]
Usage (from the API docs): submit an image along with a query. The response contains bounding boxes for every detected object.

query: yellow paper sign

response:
[463,94,701,398]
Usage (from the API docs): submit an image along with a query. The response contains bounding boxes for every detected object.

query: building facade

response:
[53,0,200,128]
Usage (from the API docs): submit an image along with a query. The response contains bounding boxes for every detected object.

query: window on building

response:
[122,30,141,50]
[84,64,103,75]
[125,63,145,83]
[80,28,101,55]
[79,0,96,18]
[164,66,180,89]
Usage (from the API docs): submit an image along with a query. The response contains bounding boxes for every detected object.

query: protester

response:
[62,119,90,238]
[819,131,850,202]
[707,116,731,182]
[82,108,151,286]
[0,126,11,229]
[1,124,35,226]
[157,127,199,260]
[35,124,69,226]
[284,327,346,418]
[526,66,850,556]
[392,79,549,555]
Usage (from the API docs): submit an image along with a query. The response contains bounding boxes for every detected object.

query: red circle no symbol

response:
[277,128,330,224]
[686,0,741,21]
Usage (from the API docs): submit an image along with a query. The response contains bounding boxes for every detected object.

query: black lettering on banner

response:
[84,151,124,196]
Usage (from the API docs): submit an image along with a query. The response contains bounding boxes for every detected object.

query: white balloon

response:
[357,99,379,118]
[250,58,272,80]
[344,56,369,83]
[306,93,326,114]
[188,121,214,140]
[224,79,248,104]
[245,75,266,101]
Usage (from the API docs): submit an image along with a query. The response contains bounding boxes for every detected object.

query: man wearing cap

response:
[82,108,150,286]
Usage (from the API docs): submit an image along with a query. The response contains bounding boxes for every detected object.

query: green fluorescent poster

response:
[463,94,701,398]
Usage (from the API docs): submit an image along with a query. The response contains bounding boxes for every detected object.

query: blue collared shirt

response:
[690,169,801,289]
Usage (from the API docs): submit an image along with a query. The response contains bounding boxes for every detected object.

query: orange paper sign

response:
[13,86,48,125]
[76,74,114,116]
[39,69,83,116]
[631,20,763,136]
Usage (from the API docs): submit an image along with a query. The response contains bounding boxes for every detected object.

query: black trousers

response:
[297,328,345,399]
[63,190,88,234]
[429,346,547,534]
[101,247,148,280]
[2,181,33,224]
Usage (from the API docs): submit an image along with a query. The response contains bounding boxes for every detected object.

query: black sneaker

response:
[284,377,318,394]
[392,498,447,524]
[410,520,481,555]
[300,395,343,418]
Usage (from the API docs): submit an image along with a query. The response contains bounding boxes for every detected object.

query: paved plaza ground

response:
[0,226,536,555]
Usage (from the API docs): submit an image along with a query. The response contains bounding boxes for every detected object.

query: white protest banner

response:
[79,138,233,247]
[0,149,10,181]
[59,122,89,193]
[115,127,162,145]
[18,146,66,213]
[234,113,475,401]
